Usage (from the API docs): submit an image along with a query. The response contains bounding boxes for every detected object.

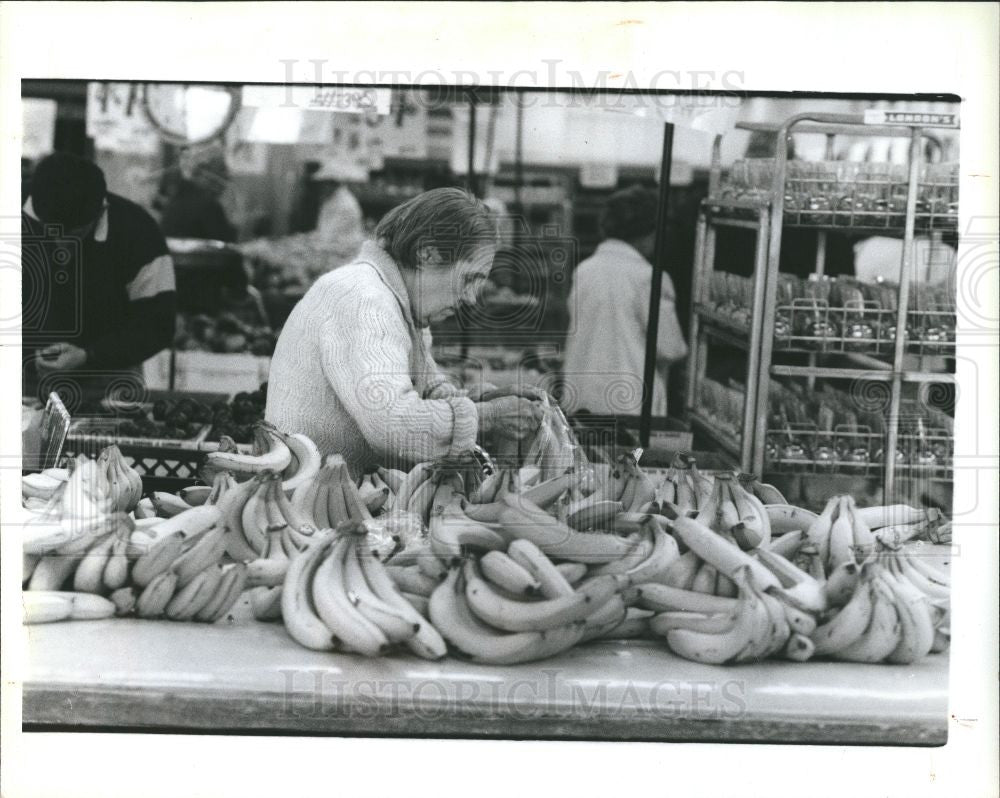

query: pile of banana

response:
[23,458,248,624]
[21,428,951,669]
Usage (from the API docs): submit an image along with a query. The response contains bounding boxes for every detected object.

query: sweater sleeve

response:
[318,284,478,462]
[419,327,468,400]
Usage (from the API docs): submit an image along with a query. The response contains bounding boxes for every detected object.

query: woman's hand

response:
[470,384,547,403]
[475,396,543,440]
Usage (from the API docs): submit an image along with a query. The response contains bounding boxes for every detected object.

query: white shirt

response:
[315,186,365,258]
[854,236,956,285]
[561,239,688,417]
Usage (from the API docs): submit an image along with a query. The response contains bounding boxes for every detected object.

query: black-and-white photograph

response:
[16,79,961,739]
[2,4,997,798]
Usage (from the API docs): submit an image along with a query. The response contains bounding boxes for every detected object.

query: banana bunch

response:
[24,591,116,624]
[648,566,810,664]
[655,453,715,517]
[685,472,772,551]
[203,421,294,482]
[118,522,247,623]
[97,444,144,513]
[735,473,788,505]
[636,516,826,662]
[286,455,372,534]
[24,512,134,592]
[808,558,946,664]
[22,467,70,510]
[428,545,631,665]
[280,522,447,659]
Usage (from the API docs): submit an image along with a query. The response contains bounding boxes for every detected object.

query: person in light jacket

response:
[561,185,688,418]
[266,188,542,478]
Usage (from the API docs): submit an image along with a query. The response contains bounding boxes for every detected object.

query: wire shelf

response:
[710,160,958,231]
[764,421,953,478]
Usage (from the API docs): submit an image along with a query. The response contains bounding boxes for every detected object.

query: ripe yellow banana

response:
[23,592,73,623]
[28,552,82,591]
[274,430,321,492]
[664,570,764,665]
[480,550,541,596]
[823,561,861,607]
[499,499,635,564]
[553,562,589,587]
[429,567,575,665]
[765,506,819,538]
[205,423,291,477]
[166,564,224,620]
[671,517,781,592]
[279,533,336,648]
[634,582,739,614]
[311,533,390,656]
[465,561,619,633]
[833,577,901,662]
[196,563,248,623]
[395,462,434,511]
[429,504,507,564]
[659,550,702,590]
[879,570,935,664]
[811,572,875,656]
[376,466,407,495]
[356,538,446,660]
[249,585,284,621]
[72,532,117,593]
[171,525,228,587]
[131,531,186,588]
[805,496,838,567]
[136,571,179,618]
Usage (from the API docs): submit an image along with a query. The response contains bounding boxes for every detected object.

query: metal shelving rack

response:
[684,110,958,502]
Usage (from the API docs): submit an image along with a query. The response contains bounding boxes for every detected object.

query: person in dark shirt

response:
[22,152,177,402]
[159,152,236,243]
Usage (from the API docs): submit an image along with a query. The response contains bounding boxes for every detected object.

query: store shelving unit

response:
[684,111,958,503]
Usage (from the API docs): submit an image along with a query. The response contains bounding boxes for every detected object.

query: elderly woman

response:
[266,188,541,477]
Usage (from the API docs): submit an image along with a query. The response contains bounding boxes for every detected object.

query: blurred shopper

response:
[313,160,366,262]
[561,186,688,418]
[159,148,236,243]
[22,152,176,400]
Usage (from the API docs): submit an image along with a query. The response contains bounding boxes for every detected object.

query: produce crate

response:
[60,437,212,493]
[144,350,271,394]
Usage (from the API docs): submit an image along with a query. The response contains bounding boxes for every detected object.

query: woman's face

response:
[408,244,497,325]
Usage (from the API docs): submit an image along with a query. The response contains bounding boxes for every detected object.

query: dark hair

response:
[30,152,107,228]
[601,185,659,242]
[375,188,499,269]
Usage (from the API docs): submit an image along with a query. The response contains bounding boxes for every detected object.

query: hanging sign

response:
[86,82,160,155]
[863,110,959,128]
[242,86,391,115]
[22,98,57,159]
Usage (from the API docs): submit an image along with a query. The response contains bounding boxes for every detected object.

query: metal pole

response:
[684,212,708,414]
[639,123,674,448]
[467,93,478,197]
[884,128,922,502]
[741,208,771,472]
[514,93,524,211]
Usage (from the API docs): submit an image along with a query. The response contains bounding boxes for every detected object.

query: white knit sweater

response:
[265,241,478,478]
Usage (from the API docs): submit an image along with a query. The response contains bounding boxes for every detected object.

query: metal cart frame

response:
[684,110,958,501]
